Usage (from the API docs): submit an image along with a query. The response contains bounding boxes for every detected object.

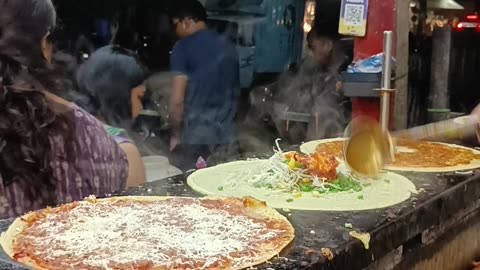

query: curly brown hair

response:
[0,0,74,204]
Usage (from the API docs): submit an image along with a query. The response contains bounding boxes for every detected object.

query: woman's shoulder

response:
[67,103,127,155]
[43,92,102,129]
[45,95,128,161]
[47,99,128,209]
[69,103,106,132]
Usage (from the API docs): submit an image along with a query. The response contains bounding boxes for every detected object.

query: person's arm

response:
[336,81,342,92]
[471,105,480,144]
[119,142,146,187]
[169,43,188,150]
[169,75,187,138]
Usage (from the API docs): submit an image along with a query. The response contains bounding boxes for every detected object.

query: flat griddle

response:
[0,159,479,269]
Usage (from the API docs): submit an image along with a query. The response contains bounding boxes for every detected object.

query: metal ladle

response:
[343,30,479,176]
[343,31,396,177]
[343,117,394,177]
[344,115,479,176]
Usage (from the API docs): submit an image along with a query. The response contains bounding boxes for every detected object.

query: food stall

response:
[2,157,479,269]
[1,1,480,270]
[0,106,480,270]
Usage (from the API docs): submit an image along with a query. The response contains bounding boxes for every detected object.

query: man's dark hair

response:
[170,0,207,22]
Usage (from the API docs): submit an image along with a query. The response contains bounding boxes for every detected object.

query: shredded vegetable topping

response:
[245,139,363,195]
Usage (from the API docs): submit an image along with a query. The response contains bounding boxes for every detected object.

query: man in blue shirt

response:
[168,0,240,171]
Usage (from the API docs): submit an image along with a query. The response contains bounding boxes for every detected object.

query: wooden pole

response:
[393,0,410,130]
[429,27,452,111]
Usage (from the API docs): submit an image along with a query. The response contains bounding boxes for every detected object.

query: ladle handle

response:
[392,116,479,141]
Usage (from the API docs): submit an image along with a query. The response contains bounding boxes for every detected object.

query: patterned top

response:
[0,105,128,219]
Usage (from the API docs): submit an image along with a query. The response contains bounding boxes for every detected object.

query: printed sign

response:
[338,0,369,37]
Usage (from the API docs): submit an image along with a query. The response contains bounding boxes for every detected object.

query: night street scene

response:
[2,0,480,269]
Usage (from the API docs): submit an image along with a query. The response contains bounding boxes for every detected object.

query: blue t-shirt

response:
[171,29,240,145]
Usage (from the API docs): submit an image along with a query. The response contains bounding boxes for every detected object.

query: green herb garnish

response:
[357,195,364,200]
[384,179,391,184]
[286,198,294,203]
[328,173,363,193]
[299,184,315,192]
[315,188,327,194]
[217,186,224,191]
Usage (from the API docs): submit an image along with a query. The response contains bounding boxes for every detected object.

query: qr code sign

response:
[344,4,364,26]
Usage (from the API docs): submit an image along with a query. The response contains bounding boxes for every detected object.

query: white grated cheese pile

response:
[21,198,286,269]
[240,139,332,193]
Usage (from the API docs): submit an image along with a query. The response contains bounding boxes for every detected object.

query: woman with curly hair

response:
[0,0,144,219]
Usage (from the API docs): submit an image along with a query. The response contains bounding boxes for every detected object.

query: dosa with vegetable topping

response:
[188,140,416,211]
[0,196,294,270]
[300,138,480,172]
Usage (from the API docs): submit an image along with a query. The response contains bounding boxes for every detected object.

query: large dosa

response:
[187,161,416,211]
[301,138,480,173]
[0,196,294,270]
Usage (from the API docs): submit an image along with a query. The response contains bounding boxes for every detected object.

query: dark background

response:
[51,0,480,128]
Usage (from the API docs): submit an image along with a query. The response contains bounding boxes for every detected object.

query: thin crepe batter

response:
[188,161,416,211]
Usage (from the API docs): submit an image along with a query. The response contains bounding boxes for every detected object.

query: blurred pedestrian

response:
[168,0,240,171]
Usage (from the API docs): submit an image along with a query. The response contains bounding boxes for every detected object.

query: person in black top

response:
[168,0,240,171]
[275,27,349,144]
